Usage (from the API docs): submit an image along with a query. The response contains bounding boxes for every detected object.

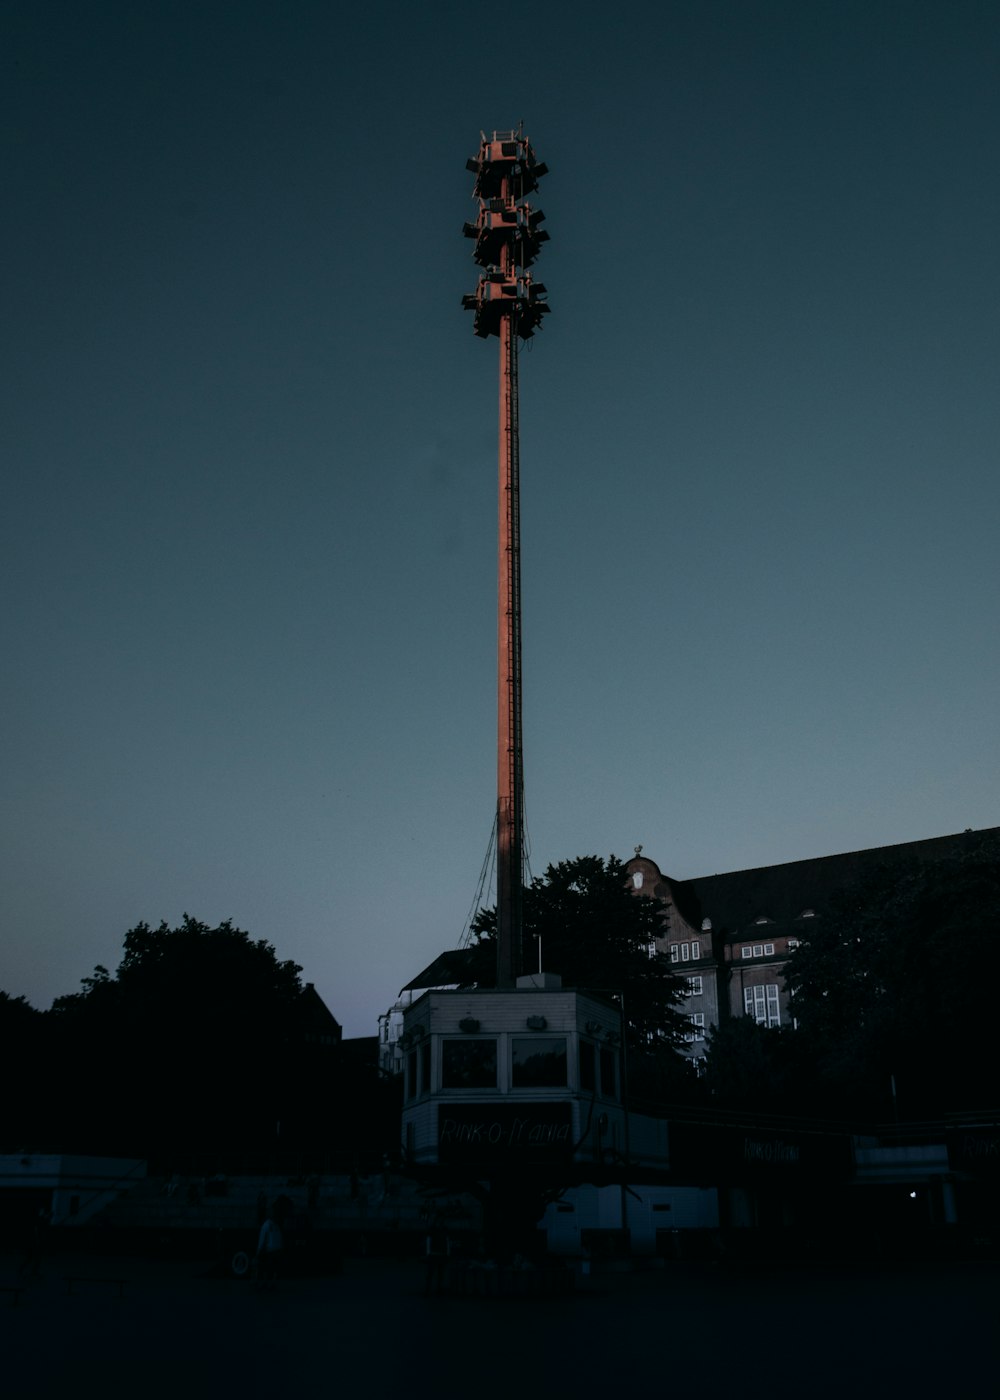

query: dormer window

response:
[632,872,644,889]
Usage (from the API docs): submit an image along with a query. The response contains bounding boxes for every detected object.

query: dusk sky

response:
[3,1,998,1037]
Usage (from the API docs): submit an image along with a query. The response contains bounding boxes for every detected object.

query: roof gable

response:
[631,827,1000,934]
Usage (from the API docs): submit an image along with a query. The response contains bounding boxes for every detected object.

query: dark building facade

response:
[625,826,999,1062]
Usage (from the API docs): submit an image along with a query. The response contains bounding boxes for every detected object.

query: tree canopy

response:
[783,835,1000,1115]
[700,1017,820,1115]
[6,917,397,1165]
[42,918,312,1157]
[471,854,689,1055]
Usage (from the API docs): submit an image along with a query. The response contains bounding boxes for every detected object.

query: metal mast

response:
[463,129,550,988]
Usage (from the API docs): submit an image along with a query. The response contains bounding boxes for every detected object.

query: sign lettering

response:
[438,1103,572,1163]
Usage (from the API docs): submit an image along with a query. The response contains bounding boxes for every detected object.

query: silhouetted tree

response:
[471,854,689,1058]
[701,1017,821,1114]
[0,992,48,1149]
[6,922,400,1166]
[0,989,44,1032]
[783,836,1000,1115]
[44,918,352,1163]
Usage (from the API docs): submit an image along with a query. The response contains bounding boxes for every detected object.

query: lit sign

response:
[439,1102,572,1163]
[669,1122,850,1180]
[950,1131,1000,1174]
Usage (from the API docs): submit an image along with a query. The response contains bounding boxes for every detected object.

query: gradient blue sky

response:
[3,1,997,1036]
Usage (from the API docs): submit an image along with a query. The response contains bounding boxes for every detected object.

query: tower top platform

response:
[466,129,548,199]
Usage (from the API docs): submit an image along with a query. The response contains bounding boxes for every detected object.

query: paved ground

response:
[3,1248,998,1398]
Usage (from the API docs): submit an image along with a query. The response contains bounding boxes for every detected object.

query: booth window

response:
[579,1040,596,1092]
[599,1046,618,1099]
[512,1037,567,1088]
[442,1037,498,1089]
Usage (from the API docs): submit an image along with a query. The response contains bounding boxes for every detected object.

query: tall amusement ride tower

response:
[463,129,550,989]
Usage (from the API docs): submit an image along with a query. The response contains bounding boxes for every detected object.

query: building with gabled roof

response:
[626,825,999,1058]
[382,827,998,1071]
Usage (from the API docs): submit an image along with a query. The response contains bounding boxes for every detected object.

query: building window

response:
[680,942,690,962]
[685,1013,705,1042]
[744,984,781,1028]
[406,1050,417,1100]
[512,1037,568,1088]
[763,943,774,956]
[685,976,703,996]
[442,1038,497,1089]
[579,1040,596,1092]
[669,944,679,963]
[741,946,752,958]
[420,1043,431,1094]
[691,941,701,960]
[599,1046,618,1099]
[787,938,800,950]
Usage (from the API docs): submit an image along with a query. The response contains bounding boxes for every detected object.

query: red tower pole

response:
[462,129,549,989]
[496,240,522,987]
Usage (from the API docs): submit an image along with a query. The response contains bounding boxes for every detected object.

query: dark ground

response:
[2,1248,997,1398]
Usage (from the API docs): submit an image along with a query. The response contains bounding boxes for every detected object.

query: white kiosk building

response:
[399,974,668,1183]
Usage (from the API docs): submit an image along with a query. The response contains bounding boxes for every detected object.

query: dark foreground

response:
[3,1249,997,1398]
